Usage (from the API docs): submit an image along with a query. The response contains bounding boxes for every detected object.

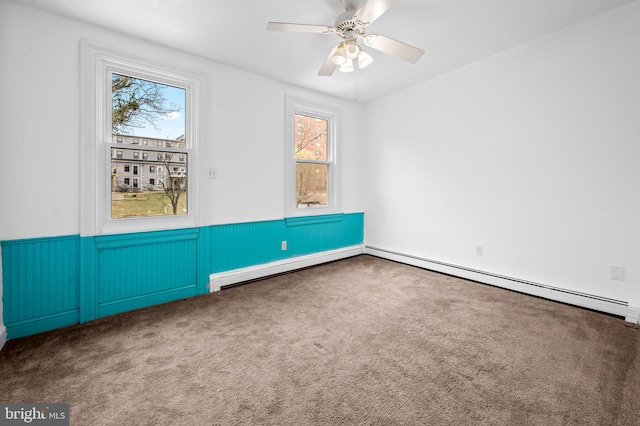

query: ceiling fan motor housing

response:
[334,11,367,39]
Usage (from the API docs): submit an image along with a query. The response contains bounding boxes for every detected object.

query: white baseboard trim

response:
[625,301,640,324]
[0,325,6,352]
[210,245,364,292]
[365,246,631,320]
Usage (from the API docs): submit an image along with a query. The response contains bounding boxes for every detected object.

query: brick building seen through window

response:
[111,134,187,193]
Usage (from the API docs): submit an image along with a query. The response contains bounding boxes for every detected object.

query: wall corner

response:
[0,325,6,352]
[0,244,5,350]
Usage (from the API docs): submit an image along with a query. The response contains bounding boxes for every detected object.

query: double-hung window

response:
[82,42,201,235]
[285,97,339,217]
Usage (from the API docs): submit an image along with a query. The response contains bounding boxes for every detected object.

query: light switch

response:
[611,266,625,281]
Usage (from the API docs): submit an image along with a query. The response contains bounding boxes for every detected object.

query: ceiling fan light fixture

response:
[331,43,347,65]
[339,58,354,73]
[344,40,360,59]
[358,49,373,68]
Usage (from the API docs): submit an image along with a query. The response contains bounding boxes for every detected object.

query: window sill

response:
[285,214,344,227]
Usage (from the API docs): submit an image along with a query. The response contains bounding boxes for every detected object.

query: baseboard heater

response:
[209,245,364,292]
[364,246,638,323]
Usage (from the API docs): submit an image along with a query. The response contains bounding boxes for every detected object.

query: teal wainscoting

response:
[1,213,364,339]
[1,235,81,339]
[207,213,364,272]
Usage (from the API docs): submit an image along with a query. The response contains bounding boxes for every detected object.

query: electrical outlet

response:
[611,265,626,281]
[208,168,218,178]
[475,246,483,256]
[281,241,287,251]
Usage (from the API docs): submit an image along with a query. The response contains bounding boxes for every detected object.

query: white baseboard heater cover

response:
[209,245,364,292]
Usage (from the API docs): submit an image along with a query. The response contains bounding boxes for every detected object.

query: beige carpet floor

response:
[1,255,639,425]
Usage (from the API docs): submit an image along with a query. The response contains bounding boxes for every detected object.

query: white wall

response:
[364,1,640,304]
[0,1,365,241]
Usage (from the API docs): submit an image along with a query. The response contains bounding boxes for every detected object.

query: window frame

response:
[285,96,340,217]
[81,41,202,236]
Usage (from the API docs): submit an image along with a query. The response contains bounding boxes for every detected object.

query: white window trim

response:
[285,95,340,218]
[81,40,203,236]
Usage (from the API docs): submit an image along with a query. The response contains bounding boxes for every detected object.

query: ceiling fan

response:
[267,0,424,75]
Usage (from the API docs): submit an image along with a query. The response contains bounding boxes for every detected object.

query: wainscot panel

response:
[93,228,201,319]
[1,235,81,339]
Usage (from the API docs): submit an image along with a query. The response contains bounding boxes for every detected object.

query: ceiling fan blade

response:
[353,0,398,25]
[363,34,424,63]
[318,46,339,76]
[266,22,335,34]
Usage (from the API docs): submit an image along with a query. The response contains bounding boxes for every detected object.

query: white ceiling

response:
[15,0,635,103]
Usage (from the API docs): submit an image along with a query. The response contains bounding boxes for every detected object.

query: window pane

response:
[296,163,328,208]
[294,114,327,161]
[111,148,188,218]
[112,73,185,140]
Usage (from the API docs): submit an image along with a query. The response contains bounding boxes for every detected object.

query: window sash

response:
[104,69,192,223]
